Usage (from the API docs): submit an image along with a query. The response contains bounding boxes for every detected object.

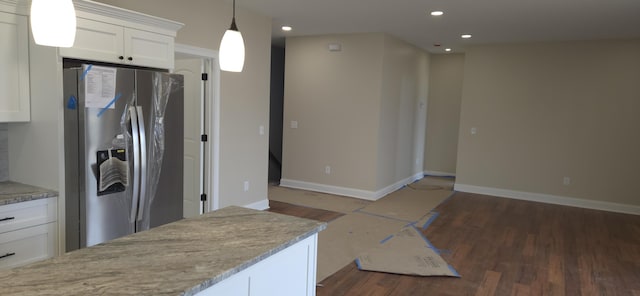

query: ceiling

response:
[237,0,640,53]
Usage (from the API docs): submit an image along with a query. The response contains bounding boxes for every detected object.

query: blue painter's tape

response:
[355,258,363,270]
[97,93,122,117]
[66,95,77,110]
[448,264,461,277]
[380,234,394,244]
[421,212,440,230]
[80,64,93,81]
[412,225,443,254]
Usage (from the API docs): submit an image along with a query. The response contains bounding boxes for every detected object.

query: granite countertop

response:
[0,206,326,296]
[0,181,58,206]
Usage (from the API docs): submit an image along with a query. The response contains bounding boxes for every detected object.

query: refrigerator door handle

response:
[129,106,141,223]
[136,106,148,222]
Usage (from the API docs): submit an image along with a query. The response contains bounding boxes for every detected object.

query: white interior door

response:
[174,58,203,218]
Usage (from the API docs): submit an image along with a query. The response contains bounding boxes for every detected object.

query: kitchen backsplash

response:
[0,123,8,181]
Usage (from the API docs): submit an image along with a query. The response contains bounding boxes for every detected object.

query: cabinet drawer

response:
[0,223,56,269]
[0,198,57,234]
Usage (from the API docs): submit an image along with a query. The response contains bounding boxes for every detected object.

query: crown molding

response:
[0,0,29,14]
[0,1,184,34]
[75,0,183,33]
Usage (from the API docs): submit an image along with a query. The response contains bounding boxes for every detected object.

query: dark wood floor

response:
[269,192,640,296]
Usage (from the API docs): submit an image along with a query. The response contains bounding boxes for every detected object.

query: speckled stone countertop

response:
[0,206,326,296]
[0,181,58,206]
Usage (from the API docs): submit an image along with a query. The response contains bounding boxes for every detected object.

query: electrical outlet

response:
[325,166,331,175]
[243,181,249,192]
[563,177,571,186]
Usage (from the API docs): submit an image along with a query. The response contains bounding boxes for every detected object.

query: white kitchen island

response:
[0,206,325,296]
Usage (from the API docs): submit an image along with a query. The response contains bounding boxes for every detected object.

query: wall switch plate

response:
[259,125,265,135]
[325,166,331,175]
[471,127,477,135]
[243,181,249,192]
[563,177,571,186]
[291,121,298,129]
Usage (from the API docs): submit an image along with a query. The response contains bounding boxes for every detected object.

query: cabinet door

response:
[0,11,30,122]
[0,198,57,234]
[124,28,174,69]
[249,235,317,296]
[0,223,56,270]
[59,18,125,64]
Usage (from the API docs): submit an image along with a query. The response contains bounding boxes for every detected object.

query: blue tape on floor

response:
[412,225,442,254]
[448,264,461,277]
[421,212,440,230]
[354,258,363,270]
[380,234,394,244]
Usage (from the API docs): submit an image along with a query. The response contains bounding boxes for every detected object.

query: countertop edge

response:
[0,181,59,206]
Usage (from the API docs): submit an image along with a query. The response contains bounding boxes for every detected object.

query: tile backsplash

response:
[0,123,8,181]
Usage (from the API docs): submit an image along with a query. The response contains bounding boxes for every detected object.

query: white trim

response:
[454,183,640,216]
[0,0,28,15]
[175,44,217,59]
[174,44,220,212]
[280,173,424,201]
[75,0,184,34]
[424,170,456,177]
[243,199,270,211]
[210,56,221,211]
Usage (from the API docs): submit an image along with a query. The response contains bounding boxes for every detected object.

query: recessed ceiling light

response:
[281,26,292,31]
[430,11,444,16]
[445,48,452,52]
[461,34,472,39]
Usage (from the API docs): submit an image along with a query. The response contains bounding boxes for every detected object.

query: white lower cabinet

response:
[0,198,58,270]
[0,223,56,269]
[197,234,319,296]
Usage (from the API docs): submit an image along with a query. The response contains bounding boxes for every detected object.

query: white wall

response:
[423,53,464,176]
[281,33,383,192]
[97,0,272,208]
[8,39,62,191]
[377,35,429,189]
[281,33,429,199]
[456,39,640,211]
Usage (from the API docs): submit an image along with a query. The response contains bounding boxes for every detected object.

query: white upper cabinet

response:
[59,1,182,69]
[0,11,30,122]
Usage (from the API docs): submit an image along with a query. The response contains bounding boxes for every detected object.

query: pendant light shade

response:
[30,0,77,47]
[219,0,245,72]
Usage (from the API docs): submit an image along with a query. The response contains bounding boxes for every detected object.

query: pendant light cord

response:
[230,0,239,31]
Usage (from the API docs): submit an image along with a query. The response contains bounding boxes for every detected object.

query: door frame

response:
[174,43,221,213]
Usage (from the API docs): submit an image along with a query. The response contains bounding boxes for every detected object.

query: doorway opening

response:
[174,44,220,216]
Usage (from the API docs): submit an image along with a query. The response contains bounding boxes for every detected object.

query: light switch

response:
[291,121,298,129]
[471,127,477,135]
[259,125,265,135]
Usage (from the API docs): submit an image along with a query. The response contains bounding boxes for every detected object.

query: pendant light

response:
[219,0,245,72]
[30,0,77,47]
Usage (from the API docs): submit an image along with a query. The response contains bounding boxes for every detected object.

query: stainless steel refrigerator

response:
[63,64,184,252]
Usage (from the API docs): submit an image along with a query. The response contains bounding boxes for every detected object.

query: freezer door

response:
[64,66,137,250]
[135,70,184,230]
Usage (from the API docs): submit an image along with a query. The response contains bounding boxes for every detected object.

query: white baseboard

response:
[454,183,640,216]
[424,170,456,177]
[243,198,270,211]
[280,173,424,201]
